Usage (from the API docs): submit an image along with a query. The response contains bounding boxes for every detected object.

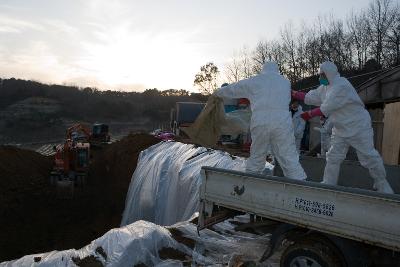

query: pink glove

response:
[291,90,306,101]
[301,108,324,121]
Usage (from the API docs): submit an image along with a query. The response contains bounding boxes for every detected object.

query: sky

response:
[0,0,373,92]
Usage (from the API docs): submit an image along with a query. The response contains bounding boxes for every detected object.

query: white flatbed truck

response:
[198,157,400,267]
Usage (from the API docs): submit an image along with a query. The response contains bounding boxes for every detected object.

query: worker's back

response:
[246,65,291,128]
[215,62,292,129]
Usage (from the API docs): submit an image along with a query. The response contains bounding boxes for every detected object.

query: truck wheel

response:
[280,238,344,267]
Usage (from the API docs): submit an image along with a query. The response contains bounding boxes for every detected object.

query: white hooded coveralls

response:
[304,61,393,193]
[320,118,333,157]
[215,62,307,180]
[292,105,306,152]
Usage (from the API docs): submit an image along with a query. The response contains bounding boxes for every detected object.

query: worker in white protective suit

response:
[313,116,333,157]
[292,61,393,193]
[215,62,307,180]
[290,100,306,152]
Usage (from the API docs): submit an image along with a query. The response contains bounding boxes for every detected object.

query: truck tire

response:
[280,237,344,267]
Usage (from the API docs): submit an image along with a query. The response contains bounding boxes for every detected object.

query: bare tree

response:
[366,0,397,66]
[304,24,322,75]
[194,62,219,95]
[327,17,354,70]
[224,47,254,83]
[252,40,270,73]
[347,10,371,69]
[221,0,400,84]
[281,23,299,82]
[224,57,242,83]
[239,46,254,79]
[296,24,309,79]
[383,7,400,66]
[269,41,285,72]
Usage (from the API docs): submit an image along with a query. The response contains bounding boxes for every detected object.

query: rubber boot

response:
[373,179,394,194]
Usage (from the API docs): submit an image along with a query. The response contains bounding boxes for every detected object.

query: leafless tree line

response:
[224,0,400,84]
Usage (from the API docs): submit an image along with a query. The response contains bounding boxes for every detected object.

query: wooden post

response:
[382,102,400,165]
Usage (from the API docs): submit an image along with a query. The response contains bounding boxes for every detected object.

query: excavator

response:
[50,123,110,198]
[50,139,90,198]
[66,123,110,145]
[66,123,91,142]
[91,123,111,144]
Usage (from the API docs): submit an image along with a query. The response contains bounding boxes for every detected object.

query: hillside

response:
[0,78,207,143]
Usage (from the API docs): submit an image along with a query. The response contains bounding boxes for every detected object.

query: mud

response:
[158,247,191,263]
[167,227,196,249]
[72,255,104,267]
[0,133,159,262]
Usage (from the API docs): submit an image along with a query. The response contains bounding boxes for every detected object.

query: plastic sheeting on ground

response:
[121,141,273,227]
[2,142,277,266]
[1,218,276,267]
[1,220,178,267]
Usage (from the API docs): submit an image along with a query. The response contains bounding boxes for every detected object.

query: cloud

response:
[0,15,44,33]
[42,19,79,35]
[0,1,217,91]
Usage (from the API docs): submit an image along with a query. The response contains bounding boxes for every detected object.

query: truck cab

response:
[171,102,205,136]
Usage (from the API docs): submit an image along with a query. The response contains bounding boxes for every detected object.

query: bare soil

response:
[0,133,159,262]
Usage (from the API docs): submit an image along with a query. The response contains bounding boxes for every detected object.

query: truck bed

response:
[199,162,400,252]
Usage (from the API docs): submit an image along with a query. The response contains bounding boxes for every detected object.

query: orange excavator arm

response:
[66,123,92,141]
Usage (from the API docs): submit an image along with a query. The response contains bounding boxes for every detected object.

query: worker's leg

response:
[350,129,393,193]
[323,135,348,185]
[271,126,307,180]
[295,137,302,152]
[320,133,331,157]
[245,126,269,173]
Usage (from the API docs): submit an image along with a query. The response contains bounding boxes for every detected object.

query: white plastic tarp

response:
[1,219,275,267]
[1,220,181,267]
[121,141,273,226]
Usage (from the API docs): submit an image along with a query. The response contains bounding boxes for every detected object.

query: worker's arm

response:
[320,85,348,116]
[214,79,252,99]
[304,86,324,106]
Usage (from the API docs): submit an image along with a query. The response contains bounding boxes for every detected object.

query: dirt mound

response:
[89,133,161,227]
[0,146,53,192]
[0,133,159,262]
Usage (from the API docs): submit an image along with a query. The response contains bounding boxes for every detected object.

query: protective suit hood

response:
[319,61,340,84]
[261,62,279,74]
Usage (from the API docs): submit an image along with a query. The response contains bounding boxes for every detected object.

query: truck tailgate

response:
[199,167,400,252]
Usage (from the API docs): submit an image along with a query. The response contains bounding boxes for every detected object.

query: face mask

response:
[319,77,329,86]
